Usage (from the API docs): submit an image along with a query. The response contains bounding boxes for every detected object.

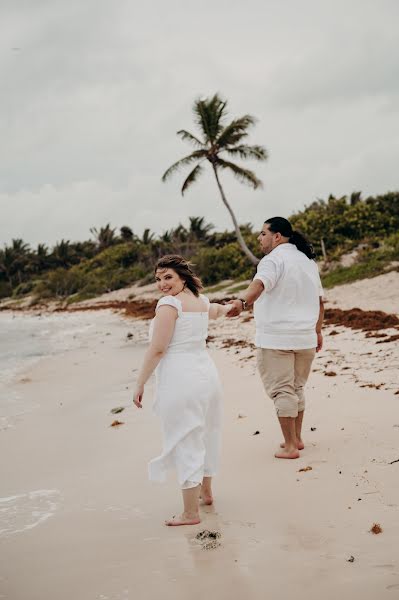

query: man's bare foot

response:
[200,488,213,505]
[274,448,300,459]
[280,441,305,450]
[165,512,200,526]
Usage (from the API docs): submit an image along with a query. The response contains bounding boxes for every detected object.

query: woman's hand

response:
[133,384,144,408]
[316,332,323,352]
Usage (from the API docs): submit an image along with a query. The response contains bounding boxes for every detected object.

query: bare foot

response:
[280,441,305,450]
[274,448,300,459]
[165,512,201,526]
[200,489,213,505]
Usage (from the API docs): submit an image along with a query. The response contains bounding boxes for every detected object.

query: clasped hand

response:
[225,299,244,318]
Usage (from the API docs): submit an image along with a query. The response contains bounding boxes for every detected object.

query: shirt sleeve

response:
[253,256,281,292]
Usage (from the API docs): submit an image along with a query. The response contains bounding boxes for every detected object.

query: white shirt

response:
[253,244,323,350]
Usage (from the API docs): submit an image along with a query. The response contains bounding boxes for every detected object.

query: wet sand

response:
[1,309,399,599]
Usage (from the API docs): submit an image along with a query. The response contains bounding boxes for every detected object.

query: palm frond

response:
[193,94,227,143]
[216,115,256,147]
[177,129,205,148]
[222,144,268,161]
[161,150,206,182]
[181,164,204,195]
[218,131,249,147]
[216,158,262,189]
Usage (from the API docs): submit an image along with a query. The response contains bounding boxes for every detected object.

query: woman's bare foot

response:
[274,448,300,459]
[165,512,200,526]
[280,440,305,450]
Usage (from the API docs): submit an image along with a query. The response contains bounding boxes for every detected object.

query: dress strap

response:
[155,295,182,316]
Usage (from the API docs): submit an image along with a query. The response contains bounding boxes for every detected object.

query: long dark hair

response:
[155,255,203,297]
[265,217,316,260]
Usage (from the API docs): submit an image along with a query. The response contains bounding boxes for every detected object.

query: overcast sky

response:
[1,0,398,247]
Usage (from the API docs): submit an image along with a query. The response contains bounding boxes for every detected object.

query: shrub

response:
[13,281,36,297]
[35,268,85,298]
[0,280,12,299]
[194,243,256,285]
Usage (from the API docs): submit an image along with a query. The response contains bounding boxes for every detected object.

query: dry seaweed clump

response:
[324,308,399,332]
[370,523,383,534]
[196,530,222,550]
[63,299,157,320]
[221,338,256,350]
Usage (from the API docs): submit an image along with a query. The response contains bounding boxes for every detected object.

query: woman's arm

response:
[133,306,177,407]
[208,302,233,320]
[316,297,324,352]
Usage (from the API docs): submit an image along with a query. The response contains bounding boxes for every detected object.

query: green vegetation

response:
[290,191,399,258]
[0,218,259,301]
[1,192,398,302]
[228,283,250,293]
[321,232,399,288]
[203,282,233,294]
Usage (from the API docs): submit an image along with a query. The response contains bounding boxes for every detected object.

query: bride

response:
[133,254,231,526]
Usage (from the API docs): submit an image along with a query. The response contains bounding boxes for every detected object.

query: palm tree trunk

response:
[212,165,259,265]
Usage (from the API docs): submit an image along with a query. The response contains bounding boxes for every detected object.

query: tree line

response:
[1,191,398,301]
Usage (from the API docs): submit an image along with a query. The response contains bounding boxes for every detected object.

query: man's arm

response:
[316,297,324,352]
[227,279,265,317]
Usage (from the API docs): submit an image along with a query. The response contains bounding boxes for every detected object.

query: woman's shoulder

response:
[156,295,182,313]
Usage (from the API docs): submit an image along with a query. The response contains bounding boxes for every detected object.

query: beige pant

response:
[257,348,316,418]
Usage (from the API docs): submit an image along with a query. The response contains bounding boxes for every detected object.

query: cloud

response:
[0,0,398,246]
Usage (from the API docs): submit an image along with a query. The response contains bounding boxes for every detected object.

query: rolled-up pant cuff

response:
[181,480,201,490]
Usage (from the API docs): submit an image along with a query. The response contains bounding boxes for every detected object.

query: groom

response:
[228,217,324,459]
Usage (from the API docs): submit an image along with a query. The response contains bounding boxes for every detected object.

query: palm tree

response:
[188,216,214,241]
[90,224,117,251]
[120,226,135,242]
[51,240,76,268]
[160,230,173,243]
[140,228,155,245]
[31,244,51,273]
[0,239,31,285]
[172,224,188,243]
[162,94,268,264]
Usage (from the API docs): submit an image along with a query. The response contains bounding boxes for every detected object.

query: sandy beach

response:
[1,276,399,600]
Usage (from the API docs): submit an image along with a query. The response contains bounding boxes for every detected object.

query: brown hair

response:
[154,255,203,297]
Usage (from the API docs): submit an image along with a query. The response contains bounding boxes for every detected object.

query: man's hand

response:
[226,299,243,318]
[316,332,323,352]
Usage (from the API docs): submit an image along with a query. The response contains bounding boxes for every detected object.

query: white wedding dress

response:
[148,295,223,489]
